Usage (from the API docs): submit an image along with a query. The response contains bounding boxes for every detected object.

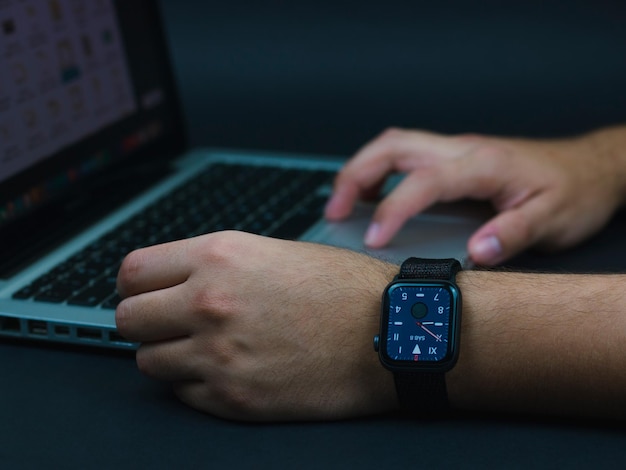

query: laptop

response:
[0,0,487,350]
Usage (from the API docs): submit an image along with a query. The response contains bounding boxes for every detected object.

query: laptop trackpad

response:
[305,201,491,265]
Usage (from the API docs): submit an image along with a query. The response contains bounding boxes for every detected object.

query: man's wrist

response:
[445,269,626,419]
[584,125,626,207]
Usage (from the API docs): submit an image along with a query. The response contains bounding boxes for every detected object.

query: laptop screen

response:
[0,0,184,229]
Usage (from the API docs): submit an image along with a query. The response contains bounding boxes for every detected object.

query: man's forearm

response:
[447,271,626,419]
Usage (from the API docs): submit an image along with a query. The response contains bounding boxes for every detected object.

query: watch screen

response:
[383,283,457,364]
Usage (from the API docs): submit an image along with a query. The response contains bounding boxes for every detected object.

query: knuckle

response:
[193,231,243,264]
[379,126,405,140]
[472,142,507,163]
[186,232,249,321]
[188,288,240,324]
[375,127,415,152]
[188,287,216,315]
[453,132,485,144]
[463,141,511,178]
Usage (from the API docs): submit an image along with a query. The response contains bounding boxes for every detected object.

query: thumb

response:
[468,198,549,265]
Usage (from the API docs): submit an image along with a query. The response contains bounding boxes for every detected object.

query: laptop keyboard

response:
[12,163,335,310]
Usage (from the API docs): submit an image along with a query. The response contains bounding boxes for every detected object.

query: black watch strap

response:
[394,257,462,414]
[398,257,462,282]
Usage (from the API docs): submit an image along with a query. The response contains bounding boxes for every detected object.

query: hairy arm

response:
[450,271,626,419]
[326,125,626,265]
[116,231,626,421]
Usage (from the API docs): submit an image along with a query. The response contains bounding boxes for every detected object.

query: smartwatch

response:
[374,257,462,413]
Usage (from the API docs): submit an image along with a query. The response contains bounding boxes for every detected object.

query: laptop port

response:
[76,327,101,340]
[0,316,20,333]
[108,331,127,343]
[54,325,70,336]
[28,320,48,336]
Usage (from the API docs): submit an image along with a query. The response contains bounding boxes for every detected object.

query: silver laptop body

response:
[0,0,486,350]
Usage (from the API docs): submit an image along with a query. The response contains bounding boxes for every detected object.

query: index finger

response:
[116,238,193,298]
[325,128,478,220]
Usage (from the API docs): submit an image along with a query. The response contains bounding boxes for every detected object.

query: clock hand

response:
[416,322,442,342]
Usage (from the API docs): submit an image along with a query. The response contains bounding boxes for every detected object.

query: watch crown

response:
[373,335,380,352]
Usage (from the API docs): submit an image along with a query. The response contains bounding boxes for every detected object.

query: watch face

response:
[380,282,460,370]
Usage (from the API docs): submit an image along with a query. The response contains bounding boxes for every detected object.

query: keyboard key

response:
[12,163,336,308]
[68,275,118,306]
[269,196,327,240]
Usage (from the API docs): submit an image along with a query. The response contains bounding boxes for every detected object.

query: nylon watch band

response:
[394,257,462,413]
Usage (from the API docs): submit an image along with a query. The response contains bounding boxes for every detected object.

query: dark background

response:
[159,0,626,156]
[3,1,626,468]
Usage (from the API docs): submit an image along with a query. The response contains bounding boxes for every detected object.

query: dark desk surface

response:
[3,212,626,469]
[3,2,626,467]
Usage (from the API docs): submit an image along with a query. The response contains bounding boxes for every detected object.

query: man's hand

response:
[325,127,626,265]
[115,231,398,421]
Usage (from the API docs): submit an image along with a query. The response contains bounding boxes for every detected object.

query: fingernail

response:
[471,235,502,262]
[364,222,381,246]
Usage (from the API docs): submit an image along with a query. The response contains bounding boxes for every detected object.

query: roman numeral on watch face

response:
[385,285,452,363]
